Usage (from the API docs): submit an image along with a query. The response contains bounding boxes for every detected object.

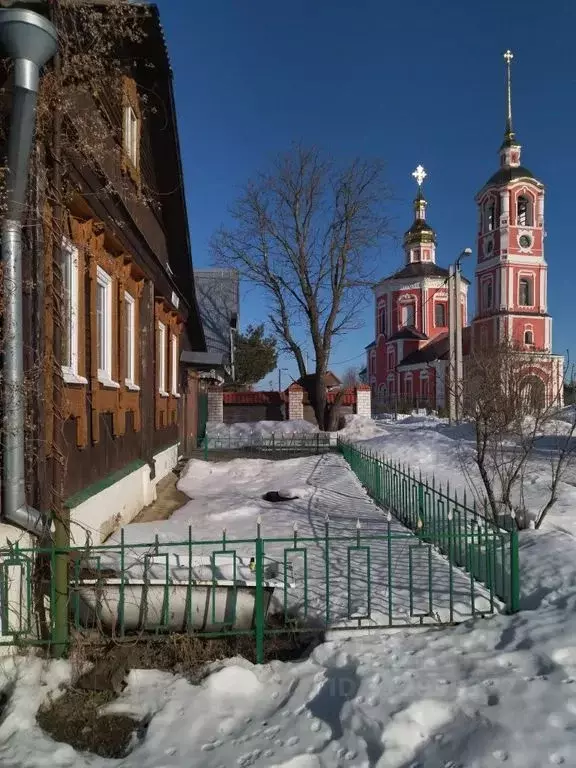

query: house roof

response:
[398,326,472,367]
[297,371,342,390]
[380,262,471,285]
[387,326,429,343]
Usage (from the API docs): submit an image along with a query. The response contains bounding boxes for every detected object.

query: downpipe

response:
[0,11,58,535]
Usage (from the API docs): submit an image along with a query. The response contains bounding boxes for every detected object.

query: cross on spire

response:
[503,49,515,145]
[412,165,427,187]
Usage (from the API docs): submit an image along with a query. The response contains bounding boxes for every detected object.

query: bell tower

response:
[472,50,550,353]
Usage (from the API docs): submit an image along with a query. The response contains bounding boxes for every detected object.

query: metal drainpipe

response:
[0,10,58,533]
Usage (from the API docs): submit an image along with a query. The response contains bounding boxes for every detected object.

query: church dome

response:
[485,164,536,188]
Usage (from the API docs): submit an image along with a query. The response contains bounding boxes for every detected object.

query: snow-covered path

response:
[111,453,493,627]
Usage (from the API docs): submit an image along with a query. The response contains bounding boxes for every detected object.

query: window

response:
[482,280,493,311]
[123,103,139,169]
[524,328,534,345]
[517,196,531,226]
[124,292,138,389]
[96,266,117,387]
[158,321,168,395]
[434,302,446,327]
[61,240,86,384]
[170,334,180,396]
[388,349,394,370]
[405,377,413,398]
[485,200,496,232]
[402,303,415,327]
[519,277,533,307]
[378,308,386,335]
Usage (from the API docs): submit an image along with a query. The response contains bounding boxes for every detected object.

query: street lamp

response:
[449,248,472,424]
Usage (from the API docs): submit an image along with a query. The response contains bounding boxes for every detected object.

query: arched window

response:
[519,277,533,307]
[524,328,534,345]
[402,303,415,327]
[435,302,446,327]
[517,196,532,226]
[485,199,496,232]
[378,307,386,335]
[482,280,493,311]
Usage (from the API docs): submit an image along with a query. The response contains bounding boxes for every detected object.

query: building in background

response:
[194,268,239,382]
[367,52,563,413]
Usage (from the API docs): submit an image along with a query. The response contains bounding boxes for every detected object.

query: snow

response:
[109,454,490,626]
[5,414,576,766]
[206,420,319,439]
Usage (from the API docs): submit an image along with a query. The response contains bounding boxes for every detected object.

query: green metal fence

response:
[199,431,335,460]
[0,514,510,661]
[338,439,520,613]
[0,437,520,660]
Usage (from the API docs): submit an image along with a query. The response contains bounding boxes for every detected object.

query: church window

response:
[519,277,533,307]
[378,308,386,335]
[482,280,493,311]
[524,328,534,345]
[517,196,532,226]
[402,303,415,327]
[485,199,496,232]
[405,376,413,398]
[434,302,446,327]
[388,349,394,370]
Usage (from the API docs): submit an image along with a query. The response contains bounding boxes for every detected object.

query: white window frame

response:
[61,239,87,385]
[170,334,180,397]
[124,292,139,391]
[123,103,139,168]
[158,321,168,396]
[96,266,118,388]
[402,302,415,327]
[518,273,535,308]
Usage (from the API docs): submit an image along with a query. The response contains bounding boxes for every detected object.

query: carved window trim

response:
[61,238,87,386]
[170,333,180,397]
[122,76,141,187]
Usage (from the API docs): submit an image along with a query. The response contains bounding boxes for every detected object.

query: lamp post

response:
[448,248,472,424]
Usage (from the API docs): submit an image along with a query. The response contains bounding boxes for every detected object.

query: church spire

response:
[404,165,436,264]
[499,50,522,168]
[502,49,516,147]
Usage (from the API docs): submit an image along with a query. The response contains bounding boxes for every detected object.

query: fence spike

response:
[356,518,362,530]
[387,511,392,522]
[293,520,298,532]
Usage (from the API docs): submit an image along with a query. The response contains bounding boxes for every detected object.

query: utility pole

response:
[448,248,472,424]
[455,262,463,422]
[448,264,457,425]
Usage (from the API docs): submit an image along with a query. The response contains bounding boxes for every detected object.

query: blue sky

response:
[156,0,576,385]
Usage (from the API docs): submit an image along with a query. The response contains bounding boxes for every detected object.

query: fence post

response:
[52,507,70,658]
[203,436,208,461]
[508,527,520,613]
[254,521,265,664]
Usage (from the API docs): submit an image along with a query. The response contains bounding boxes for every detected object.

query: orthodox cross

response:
[412,165,427,187]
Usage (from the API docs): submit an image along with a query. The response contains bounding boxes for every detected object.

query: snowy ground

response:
[107,454,492,628]
[3,415,576,766]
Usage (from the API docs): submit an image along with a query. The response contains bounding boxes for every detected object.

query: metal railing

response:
[199,431,335,460]
[0,438,520,660]
[339,439,520,613]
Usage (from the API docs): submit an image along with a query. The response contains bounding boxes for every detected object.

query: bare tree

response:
[211,145,390,430]
[461,340,575,529]
[342,366,360,388]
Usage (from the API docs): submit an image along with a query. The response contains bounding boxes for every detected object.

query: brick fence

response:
[210,384,372,424]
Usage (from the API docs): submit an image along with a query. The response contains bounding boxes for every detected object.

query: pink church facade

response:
[367,54,563,412]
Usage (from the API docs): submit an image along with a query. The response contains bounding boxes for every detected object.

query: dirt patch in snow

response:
[37,688,145,758]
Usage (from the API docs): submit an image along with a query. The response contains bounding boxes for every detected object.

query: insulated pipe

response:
[0,10,58,533]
